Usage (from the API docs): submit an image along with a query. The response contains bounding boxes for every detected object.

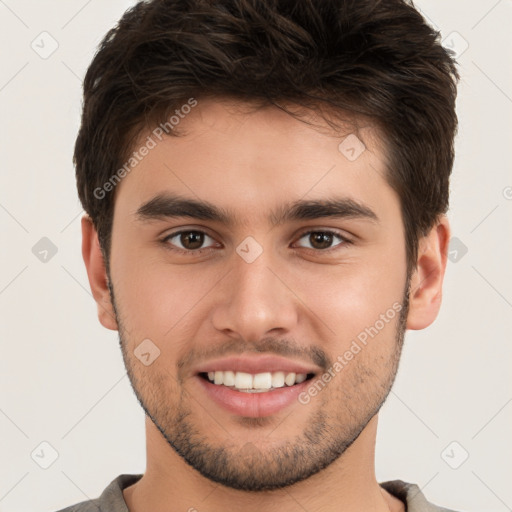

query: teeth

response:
[223,370,236,386]
[205,370,309,390]
[284,372,296,386]
[295,373,307,383]
[271,371,285,388]
[235,371,253,389]
[253,372,272,390]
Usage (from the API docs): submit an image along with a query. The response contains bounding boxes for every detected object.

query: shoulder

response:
[53,474,143,512]
[381,479,463,512]
[54,500,101,512]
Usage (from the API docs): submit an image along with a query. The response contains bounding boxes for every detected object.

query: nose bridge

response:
[232,242,281,312]
[234,246,275,302]
[212,239,298,338]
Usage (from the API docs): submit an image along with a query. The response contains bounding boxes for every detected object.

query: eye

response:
[294,230,351,252]
[162,230,218,254]
[160,228,352,256]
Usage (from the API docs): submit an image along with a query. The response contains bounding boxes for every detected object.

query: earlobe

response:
[81,215,119,331]
[406,215,450,331]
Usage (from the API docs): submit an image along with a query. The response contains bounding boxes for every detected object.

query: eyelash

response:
[160,228,353,256]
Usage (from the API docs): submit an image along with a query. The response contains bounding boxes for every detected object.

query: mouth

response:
[195,370,317,418]
[192,354,321,417]
[198,370,316,392]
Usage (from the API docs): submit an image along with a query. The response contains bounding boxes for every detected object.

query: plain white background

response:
[0,1,511,511]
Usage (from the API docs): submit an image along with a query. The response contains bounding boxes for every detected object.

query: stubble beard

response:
[108,273,410,491]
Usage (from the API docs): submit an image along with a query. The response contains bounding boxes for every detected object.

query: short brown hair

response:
[74,0,459,275]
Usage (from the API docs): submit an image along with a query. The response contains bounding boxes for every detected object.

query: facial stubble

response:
[107,272,411,491]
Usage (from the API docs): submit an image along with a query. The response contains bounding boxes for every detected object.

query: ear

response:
[81,215,118,331]
[406,215,450,330]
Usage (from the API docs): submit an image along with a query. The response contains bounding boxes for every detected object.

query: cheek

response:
[291,258,406,352]
[113,250,223,340]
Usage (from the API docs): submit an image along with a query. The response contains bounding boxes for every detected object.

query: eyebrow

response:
[134,193,379,227]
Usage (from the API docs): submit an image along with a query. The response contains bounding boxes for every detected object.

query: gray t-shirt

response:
[55,474,460,512]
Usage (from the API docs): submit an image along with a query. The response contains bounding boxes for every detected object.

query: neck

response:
[123,415,404,512]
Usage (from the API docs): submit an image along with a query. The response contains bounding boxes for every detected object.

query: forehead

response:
[113,97,397,228]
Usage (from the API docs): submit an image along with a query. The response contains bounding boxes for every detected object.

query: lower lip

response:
[195,375,312,418]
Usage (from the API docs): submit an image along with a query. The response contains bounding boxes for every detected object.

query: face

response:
[106,98,411,491]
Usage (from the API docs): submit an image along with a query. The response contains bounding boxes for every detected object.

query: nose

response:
[211,244,299,341]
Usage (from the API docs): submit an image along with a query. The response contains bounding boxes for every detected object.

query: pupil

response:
[182,231,204,250]
[311,232,332,249]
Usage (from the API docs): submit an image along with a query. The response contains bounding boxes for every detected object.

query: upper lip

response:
[193,354,320,376]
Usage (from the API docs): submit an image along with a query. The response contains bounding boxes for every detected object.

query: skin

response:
[82,97,450,512]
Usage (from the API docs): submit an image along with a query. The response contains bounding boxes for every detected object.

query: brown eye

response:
[309,232,334,249]
[295,230,349,251]
[163,230,216,252]
[179,231,204,250]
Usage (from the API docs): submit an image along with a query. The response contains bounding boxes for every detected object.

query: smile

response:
[201,370,313,392]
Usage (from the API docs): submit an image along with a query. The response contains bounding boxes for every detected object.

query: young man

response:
[58,0,461,510]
